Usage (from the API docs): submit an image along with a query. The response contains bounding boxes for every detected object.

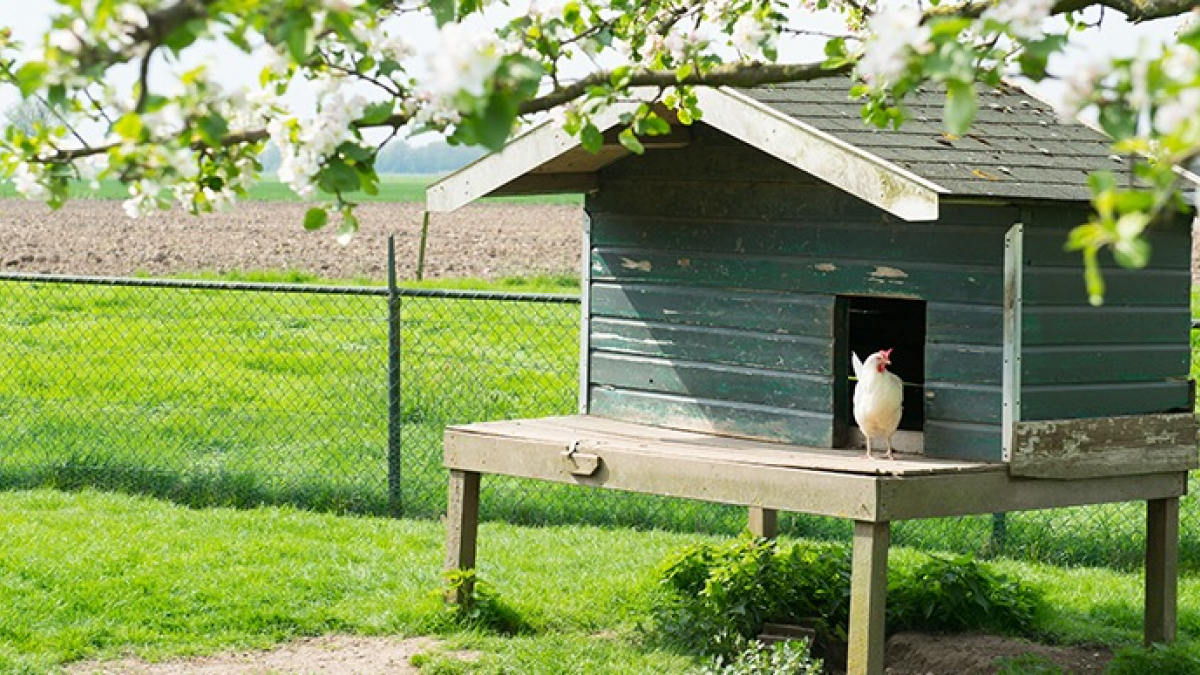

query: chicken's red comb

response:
[879,348,893,362]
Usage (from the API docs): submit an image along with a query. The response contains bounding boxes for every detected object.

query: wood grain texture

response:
[1010,413,1200,479]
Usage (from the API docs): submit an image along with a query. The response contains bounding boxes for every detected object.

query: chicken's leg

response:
[884,436,895,461]
[863,435,874,460]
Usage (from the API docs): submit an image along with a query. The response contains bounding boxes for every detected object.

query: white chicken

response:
[851,349,904,460]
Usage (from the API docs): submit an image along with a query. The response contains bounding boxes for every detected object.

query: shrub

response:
[652,534,849,659]
[650,534,1043,661]
[887,554,1042,635]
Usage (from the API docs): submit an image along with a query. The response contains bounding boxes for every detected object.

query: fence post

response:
[991,512,1008,554]
[387,234,403,517]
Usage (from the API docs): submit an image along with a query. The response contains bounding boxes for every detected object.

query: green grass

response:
[0,274,1196,568]
[0,175,583,205]
[0,276,581,519]
[0,488,1197,673]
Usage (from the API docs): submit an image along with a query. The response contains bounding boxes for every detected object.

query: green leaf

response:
[303,207,329,231]
[282,14,315,61]
[1098,104,1137,140]
[196,114,229,146]
[317,158,361,193]
[429,0,455,26]
[943,80,977,135]
[14,62,47,97]
[163,19,203,54]
[337,141,373,163]
[112,113,144,141]
[580,122,603,154]
[618,127,644,154]
[610,65,632,89]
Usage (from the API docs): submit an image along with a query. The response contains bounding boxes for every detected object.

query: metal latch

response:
[562,439,601,476]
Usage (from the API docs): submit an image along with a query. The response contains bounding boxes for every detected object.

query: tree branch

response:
[930,0,1200,22]
[515,60,853,116]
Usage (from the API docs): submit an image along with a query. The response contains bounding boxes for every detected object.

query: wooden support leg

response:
[1145,496,1179,645]
[445,469,481,604]
[847,520,890,675]
[748,507,778,538]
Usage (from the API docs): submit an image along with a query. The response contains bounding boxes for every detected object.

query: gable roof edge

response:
[427,86,950,220]
[700,87,946,221]
[425,103,634,213]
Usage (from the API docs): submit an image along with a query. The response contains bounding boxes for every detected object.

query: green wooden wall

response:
[582,125,1192,461]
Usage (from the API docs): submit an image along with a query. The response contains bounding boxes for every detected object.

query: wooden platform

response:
[444,415,1186,521]
[442,415,1188,675]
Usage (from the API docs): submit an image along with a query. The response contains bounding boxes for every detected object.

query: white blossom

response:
[47,28,82,54]
[117,3,148,30]
[983,0,1054,39]
[529,0,567,21]
[11,162,49,201]
[1056,55,1108,119]
[123,179,162,218]
[856,4,929,88]
[428,22,502,100]
[731,14,774,58]
[1162,45,1200,83]
[1154,88,1200,134]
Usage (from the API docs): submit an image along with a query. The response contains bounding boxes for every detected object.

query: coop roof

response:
[425,77,1154,221]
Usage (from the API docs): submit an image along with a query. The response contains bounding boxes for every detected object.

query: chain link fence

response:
[0,266,1194,570]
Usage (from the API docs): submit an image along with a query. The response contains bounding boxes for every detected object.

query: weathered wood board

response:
[1010,413,1200,479]
[442,415,1189,522]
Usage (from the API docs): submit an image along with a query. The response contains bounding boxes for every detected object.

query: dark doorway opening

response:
[835,296,926,449]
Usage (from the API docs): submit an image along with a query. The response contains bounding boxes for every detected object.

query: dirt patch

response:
[884,632,1113,674]
[64,636,463,674]
[64,632,1113,674]
[0,199,582,282]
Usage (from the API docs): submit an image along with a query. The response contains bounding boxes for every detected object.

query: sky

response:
[0,1,1187,129]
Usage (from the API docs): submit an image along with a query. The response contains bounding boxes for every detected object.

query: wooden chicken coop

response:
[426,79,1199,675]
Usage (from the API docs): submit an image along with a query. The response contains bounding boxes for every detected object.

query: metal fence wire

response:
[0,265,1195,570]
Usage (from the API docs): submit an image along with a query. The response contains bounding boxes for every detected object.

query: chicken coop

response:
[427,79,1199,675]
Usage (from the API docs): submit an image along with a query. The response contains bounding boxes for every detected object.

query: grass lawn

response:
[0,175,582,206]
[1,488,1198,674]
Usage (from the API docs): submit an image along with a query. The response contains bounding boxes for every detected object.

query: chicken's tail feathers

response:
[851,351,863,378]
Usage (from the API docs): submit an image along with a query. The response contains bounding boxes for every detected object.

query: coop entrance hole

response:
[835,295,926,452]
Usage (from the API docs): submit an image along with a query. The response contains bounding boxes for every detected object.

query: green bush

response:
[651,535,1044,661]
[888,554,1042,635]
[652,534,849,658]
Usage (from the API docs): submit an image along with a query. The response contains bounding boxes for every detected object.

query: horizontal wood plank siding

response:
[923,420,1002,462]
[589,387,834,447]
[1019,215,1191,422]
[1024,382,1192,420]
[927,303,1002,345]
[927,382,1192,424]
[591,352,833,411]
[1023,306,1191,345]
[591,213,1010,267]
[590,317,832,376]
[591,249,1003,304]
[590,282,834,336]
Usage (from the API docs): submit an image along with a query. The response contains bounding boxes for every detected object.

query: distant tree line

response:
[258,139,484,175]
